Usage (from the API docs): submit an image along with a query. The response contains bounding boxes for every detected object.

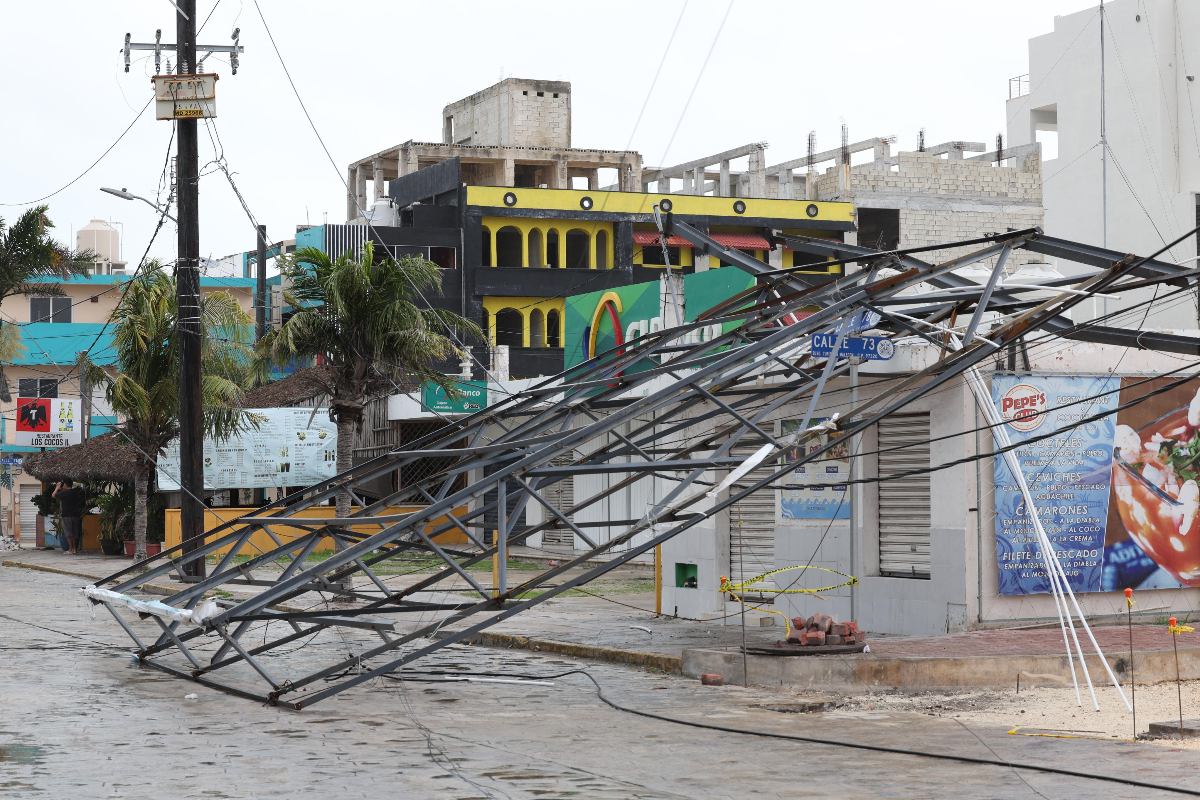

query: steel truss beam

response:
[83,226,1200,707]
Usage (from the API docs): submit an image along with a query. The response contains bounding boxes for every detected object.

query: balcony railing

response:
[1009,74,1030,100]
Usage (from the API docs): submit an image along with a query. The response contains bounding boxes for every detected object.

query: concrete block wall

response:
[444,79,571,149]
[817,149,1046,272]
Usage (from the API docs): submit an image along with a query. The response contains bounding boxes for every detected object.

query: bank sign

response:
[564,268,756,371]
[15,397,82,448]
[992,374,1200,595]
[422,380,487,414]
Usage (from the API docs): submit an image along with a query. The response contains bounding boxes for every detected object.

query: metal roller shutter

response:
[877,413,931,578]
[19,485,39,542]
[541,455,575,548]
[729,443,778,601]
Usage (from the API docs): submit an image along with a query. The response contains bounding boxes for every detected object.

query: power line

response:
[0,96,154,207]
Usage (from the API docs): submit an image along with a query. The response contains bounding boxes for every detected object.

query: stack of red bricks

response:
[784,613,865,646]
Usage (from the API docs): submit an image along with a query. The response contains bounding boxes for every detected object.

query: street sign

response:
[0,458,23,466]
[422,381,487,414]
[152,73,218,120]
[15,398,82,448]
[845,310,881,333]
[810,333,895,361]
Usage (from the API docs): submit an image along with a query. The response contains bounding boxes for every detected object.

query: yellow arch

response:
[588,291,624,359]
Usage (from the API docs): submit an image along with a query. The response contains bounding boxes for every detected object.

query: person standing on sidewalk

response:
[52,480,86,555]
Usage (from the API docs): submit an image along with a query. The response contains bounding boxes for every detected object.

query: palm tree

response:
[256,242,481,519]
[80,268,256,559]
[0,205,95,401]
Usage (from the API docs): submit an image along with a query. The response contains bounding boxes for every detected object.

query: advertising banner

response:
[780,418,850,519]
[563,268,755,371]
[15,397,82,448]
[993,375,1200,595]
[157,407,338,491]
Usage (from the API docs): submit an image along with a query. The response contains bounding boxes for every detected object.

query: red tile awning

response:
[710,233,771,250]
[633,231,691,247]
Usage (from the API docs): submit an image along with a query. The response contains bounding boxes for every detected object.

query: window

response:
[481,226,492,267]
[857,208,900,251]
[30,297,71,323]
[547,309,561,348]
[537,91,544,97]
[565,229,590,269]
[546,230,560,268]
[18,378,58,399]
[496,226,523,267]
[430,247,456,269]
[495,308,523,347]
[595,230,608,269]
[643,246,683,266]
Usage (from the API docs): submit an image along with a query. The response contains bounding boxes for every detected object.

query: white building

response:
[1007,0,1200,328]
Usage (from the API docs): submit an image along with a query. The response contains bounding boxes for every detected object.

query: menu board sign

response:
[157,407,338,490]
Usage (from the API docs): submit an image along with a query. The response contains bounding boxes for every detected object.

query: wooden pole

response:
[654,544,662,616]
[1126,588,1136,739]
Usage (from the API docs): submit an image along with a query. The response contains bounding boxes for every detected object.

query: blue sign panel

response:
[992,375,1118,595]
[810,333,894,361]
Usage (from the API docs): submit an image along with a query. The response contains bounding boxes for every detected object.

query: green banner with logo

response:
[422,380,487,413]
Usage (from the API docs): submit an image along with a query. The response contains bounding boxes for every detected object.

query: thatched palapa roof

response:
[22,432,138,484]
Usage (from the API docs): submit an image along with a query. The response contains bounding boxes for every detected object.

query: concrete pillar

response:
[719,160,731,196]
[806,171,819,200]
[354,165,368,217]
[778,168,793,199]
[948,143,965,160]
[372,159,385,202]
[625,162,643,192]
[837,164,851,197]
[502,159,516,187]
[346,167,357,221]
[554,158,569,189]
[681,171,692,195]
[659,177,670,195]
[748,146,766,198]
[587,169,599,190]
[405,147,419,176]
[872,139,891,171]
[695,167,706,195]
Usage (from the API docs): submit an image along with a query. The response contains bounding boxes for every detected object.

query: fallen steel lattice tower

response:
[84,223,1200,708]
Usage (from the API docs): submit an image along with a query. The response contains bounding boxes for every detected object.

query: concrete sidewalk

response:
[10,544,1198,691]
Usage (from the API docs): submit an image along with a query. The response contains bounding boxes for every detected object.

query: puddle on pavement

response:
[0,743,45,765]
[750,700,835,714]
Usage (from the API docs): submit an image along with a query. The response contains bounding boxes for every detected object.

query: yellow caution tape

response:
[719,566,859,638]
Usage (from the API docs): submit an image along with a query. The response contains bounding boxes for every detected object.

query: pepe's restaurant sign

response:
[999,382,1048,432]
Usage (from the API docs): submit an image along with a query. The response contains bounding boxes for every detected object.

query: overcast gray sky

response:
[1,0,1094,270]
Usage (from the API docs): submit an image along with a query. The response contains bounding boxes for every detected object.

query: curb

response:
[438,629,682,674]
[2,559,181,597]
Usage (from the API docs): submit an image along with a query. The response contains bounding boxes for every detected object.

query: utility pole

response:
[256,224,267,342]
[253,224,267,509]
[1100,0,1108,318]
[123,5,243,575]
[176,0,204,579]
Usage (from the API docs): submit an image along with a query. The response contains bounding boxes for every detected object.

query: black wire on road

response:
[575,672,1200,797]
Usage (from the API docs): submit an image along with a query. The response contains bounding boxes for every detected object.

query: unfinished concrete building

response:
[346,78,642,221]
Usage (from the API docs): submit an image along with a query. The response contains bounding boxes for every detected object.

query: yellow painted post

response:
[489,229,497,267]
[558,231,566,270]
[521,226,529,268]
[655,544,662,616]
[588,230,597,269]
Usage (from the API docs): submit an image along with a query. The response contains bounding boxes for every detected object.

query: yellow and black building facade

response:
[370,157,855,379]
